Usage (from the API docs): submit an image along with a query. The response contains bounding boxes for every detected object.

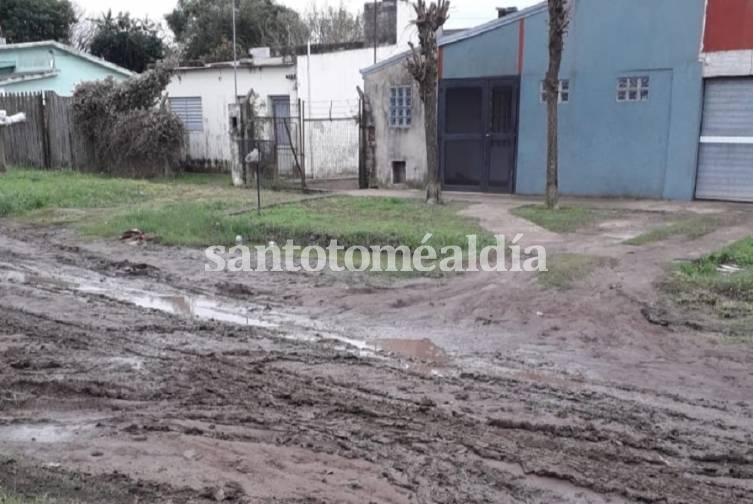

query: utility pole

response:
[373,0,378,64]
[232,0,239,105]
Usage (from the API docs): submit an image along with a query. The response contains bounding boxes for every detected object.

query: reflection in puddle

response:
[376,338,446,363]
[0,261,368,351]
[0,261,449,368]
[0,424,76,443]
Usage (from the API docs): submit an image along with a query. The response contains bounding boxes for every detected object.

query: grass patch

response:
[0,168,302,224]
[511,205,621,233]
[539,253,615,289]
[0,168,162,217]
[624,215,720,246]
[81,196,496,250]
[665,236,753,332]
[0,487,46,504]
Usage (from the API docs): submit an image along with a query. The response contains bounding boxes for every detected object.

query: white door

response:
[696,78,753,202]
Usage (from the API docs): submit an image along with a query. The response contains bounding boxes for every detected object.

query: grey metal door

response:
[696,78,753,202]
[439,78,519,193]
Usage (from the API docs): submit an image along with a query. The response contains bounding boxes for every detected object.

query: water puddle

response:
[0,261,450,369]
[0,424,77,444]
[0,261,373,354]
[374,338,446,363]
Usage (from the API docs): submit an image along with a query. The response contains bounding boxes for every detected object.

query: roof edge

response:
[0,41,134,77]
[360,50,412,76]
[438,2,547,47]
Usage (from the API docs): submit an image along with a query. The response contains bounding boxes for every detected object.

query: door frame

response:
[438,76,520,193]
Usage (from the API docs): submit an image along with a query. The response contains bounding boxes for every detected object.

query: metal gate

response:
[696,78,753,202]
[439,77,519,193]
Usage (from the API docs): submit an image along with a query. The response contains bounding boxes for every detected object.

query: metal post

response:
[232,0,239,106]
[373,0,378,64]
[256,160,261,215]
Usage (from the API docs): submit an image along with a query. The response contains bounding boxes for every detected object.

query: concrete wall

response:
[440,0,707,200]
[364,58,426,185]
[166,63,297,164]
[0,45,130,96]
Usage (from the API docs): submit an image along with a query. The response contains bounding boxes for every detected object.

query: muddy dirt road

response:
[1,222,753,503]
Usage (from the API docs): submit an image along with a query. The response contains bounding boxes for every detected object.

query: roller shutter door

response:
[696,78,753,202]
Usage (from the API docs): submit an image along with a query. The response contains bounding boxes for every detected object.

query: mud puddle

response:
[0,261,417,362]
[374,338,447,363]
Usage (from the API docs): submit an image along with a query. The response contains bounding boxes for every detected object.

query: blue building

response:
[437,0,707,200]
[0,41,132,96]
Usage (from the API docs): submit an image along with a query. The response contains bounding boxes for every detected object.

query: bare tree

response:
[303,2,363,45]
[544,0,570,209]
[70,3,96,51]
[406,0,449,204]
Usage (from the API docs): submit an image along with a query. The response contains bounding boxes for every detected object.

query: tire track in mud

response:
[1,231,753,503]
[2,297,752,503]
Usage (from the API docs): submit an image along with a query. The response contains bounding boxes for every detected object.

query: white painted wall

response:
[701,50,753,77]
[298,1,417,118]
[166,63,297,163]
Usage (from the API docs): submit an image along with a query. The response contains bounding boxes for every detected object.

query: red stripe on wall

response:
[517,18,526,74]
[704,0,753,52]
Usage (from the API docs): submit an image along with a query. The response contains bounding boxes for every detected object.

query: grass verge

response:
[81,196,496,250]
[539,253,616,289]
[0,168,303,223]
[664,236,753,331]
[511,205,622,233]
[624,215,720,246]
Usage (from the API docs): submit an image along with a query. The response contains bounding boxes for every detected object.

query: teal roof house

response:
[0,40,132,96]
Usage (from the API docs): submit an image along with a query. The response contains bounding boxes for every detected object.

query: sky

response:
[74,0,542,30]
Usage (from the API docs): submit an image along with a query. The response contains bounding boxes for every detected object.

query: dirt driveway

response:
[1,196,753,503]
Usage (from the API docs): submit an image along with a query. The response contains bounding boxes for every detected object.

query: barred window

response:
[617,76,649,102]
[169,97,203,131]
[540,79,570,104]
[389,86,412,128]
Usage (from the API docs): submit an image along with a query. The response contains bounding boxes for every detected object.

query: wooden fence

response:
[0,91,94,170]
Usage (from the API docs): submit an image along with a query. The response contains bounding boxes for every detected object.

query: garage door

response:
[696,78,753,202]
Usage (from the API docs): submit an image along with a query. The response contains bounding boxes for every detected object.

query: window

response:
[540,79,570,103]
[617,76,649,102]
[389,86,412,128]
[169,97,203,132]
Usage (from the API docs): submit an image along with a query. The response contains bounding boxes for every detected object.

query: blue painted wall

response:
[0,44,131,96]
[442,22,520,79]
[440,0,706,200]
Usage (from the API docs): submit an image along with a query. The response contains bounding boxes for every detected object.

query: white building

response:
[166,0,417,180]
[166,54,298,169]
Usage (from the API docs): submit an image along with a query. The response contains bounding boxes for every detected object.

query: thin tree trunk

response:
[425,64,440,204]
[545,74,559,209]
[545,0,567,210]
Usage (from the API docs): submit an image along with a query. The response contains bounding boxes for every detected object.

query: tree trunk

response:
[424,67,441,204]
[545,0,566,210]
[545,75,559,209]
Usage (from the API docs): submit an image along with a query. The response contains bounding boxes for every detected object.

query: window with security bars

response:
[540,79,570,104]
[169,97,203,131]
[389,86,412,128]
[617,76,649,102]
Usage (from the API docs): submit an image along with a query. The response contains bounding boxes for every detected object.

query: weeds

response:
[511,205,622,233]
[624,216,720,246]
[538,253,616,289]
